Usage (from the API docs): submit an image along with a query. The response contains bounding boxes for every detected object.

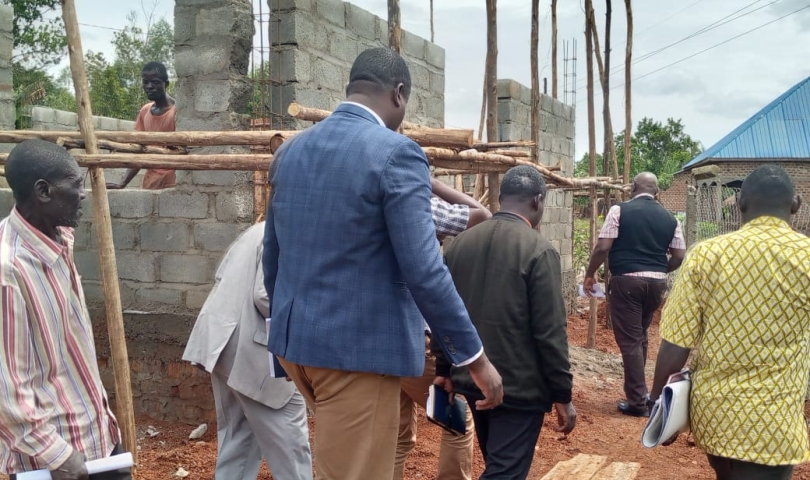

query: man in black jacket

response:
[434,165,576,480]
[584,172,686,417]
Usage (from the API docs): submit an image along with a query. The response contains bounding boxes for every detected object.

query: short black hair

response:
[5,139,81,203]
[347,47,411,99]
[142,61,169,82]
[500,165,547,200]
[740,164,794,211]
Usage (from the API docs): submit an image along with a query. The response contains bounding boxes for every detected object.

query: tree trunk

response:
[585,0,599,349]
[603,0,613,329]
[624,0,633,196]
[551,0,558,99]
[531,0,540,163]
[388,0,401,52]
[430,0,435,43]
[60,0,137,468]
[485,0,500,212]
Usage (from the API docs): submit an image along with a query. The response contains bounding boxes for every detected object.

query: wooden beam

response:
[485,0,500,212]
[287,103,475,149]
[0,129,287,146]
[473,140,536,150]
[60,0,137,468]
[531,0,540,163]
[552,0,559,99]
[0,153,273,170]
[585,0,599,350]
[56,137,185,155]
[388,0,402,52]
[623,0,633,193]
[429,0,435,43]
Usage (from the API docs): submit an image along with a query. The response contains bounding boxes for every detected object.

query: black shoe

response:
[618,400,650,417]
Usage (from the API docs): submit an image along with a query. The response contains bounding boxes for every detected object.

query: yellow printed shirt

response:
[661,216,810,466]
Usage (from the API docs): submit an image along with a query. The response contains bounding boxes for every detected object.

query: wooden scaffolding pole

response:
[552,0,559,99]
[585,0,599,350]
[60,0,137,468]
[0,129,290,146]
[388,0,402,53]
[603,0,614,329]
[430,0,435,43]
[485,0,500,212]
[623,0,634,196]
[530,0,541,163]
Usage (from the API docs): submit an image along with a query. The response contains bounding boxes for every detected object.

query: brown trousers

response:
[707,454,794,480]
[279,358,400,480]
[395,336,474,480]
[608,275,667,409]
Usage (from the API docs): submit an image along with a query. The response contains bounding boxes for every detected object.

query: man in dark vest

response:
[584,172,686,417]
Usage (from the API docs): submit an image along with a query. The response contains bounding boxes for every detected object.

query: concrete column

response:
[174,0,255,188]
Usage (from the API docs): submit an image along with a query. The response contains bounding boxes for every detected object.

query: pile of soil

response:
[4,299,810,479]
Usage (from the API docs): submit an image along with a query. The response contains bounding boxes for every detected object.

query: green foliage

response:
[697,221,719,239]
[244,63,272,118]
[13,63,75,128]
[575,117,703,190]
[2,0,66,67]
[573,218,605,277]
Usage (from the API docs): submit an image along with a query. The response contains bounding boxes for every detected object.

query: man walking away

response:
[394,178,491,480]
[183,222,312,480]
[435,165,576,480]
[0,139,129,480]
[107,61,176,190]
[651,165,810,480]
[263,48,503,480]
[583,172,686,417]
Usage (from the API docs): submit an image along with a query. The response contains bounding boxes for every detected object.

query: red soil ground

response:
[5,300,810,479]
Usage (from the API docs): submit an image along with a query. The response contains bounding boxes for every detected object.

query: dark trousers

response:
[608,275,667,409]
[10,444,132,480]
[470,406,545,480]
[707,454,794,480]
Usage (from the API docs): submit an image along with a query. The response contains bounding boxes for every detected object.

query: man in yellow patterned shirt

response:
[651,165,810,480]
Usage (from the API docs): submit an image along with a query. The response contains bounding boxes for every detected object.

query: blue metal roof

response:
[682,76,810,170]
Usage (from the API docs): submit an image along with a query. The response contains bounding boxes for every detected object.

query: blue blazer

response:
[263,103,483,377]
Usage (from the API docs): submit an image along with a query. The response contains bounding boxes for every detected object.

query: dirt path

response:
[5,300,810,479]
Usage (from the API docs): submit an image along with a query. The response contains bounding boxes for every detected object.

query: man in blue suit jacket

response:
[263,48,503,480]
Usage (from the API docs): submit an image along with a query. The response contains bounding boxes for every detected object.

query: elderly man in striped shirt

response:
[0,139,129,480]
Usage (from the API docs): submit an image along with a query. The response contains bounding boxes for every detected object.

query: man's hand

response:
[583,276,598,297]
[50,449,89,480]
[553,402,577,435]
[467,354,503,410]
[105,182,124,190]
[433,376,455,402]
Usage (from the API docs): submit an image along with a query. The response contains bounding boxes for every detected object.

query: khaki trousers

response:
[394,336,475,480]
[279,358,401,480]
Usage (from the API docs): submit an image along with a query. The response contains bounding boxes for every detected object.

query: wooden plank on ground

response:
[590,461,641,480]
[540,454,609,479]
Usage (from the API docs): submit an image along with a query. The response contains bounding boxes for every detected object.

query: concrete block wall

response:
[496,79,577,309]
[271,0,445,128]
[30,107,143,186]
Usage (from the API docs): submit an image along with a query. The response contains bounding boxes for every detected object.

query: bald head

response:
[738,165,799,222]
[632,172,659,197]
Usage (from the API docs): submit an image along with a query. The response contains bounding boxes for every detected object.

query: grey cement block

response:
[106,222,137,250]
[215,190,253,222]
[196,6,236,37]
[175,45,232,78]
[194,223,247,251]
[401,31,426,61]
[74,250,100,280]
[425,42,445,69]
[55,109,78,127]
[117,252,158,282]
[186,288,211,310]
[174,6,197,43]
[176,0,223,6]
[497,79,522,100]
[159,254,214,284]
[315,0,345,27]
[72,223,91,250]
[311,58,348,93]
[277,0,313,11]
[136,287,184,308]
[0,5,12,33]
[140,223,191,252]
[99,116,119,131]
[191,171,251,187]
[374,16,388,43]
[194,81,232,113]
[561,255,572,271]
[278,48,312,83]
[345,3,376,40]
[541,94,554,113]
[31,107,56,125]
[328,34,358,65]
[0,188,17,217]
[159,191,209,219]
[410,64,431,91]
[292,87,339,112]
[108,190,156,218]
[429,72,445,96]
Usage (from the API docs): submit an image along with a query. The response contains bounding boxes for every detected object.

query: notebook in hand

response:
[641,369,691,448]
[426,384,467,436]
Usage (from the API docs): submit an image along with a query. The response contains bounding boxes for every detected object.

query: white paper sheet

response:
[16,453,133,480]
[578,283,606,298]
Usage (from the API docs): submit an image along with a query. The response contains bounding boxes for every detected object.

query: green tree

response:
[575,117,702,189]
[13,63,75,128]
[2,0,66,67]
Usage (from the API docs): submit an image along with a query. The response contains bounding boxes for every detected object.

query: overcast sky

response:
[63,0,810,158]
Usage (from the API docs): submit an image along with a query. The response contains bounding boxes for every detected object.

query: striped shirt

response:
[0,208,119,474]
[431,196,470,237]
[599,194,685,279]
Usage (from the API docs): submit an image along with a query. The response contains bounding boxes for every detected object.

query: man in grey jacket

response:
[183,222,312,480]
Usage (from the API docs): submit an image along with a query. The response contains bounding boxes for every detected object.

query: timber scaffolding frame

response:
[0,0,633,475]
